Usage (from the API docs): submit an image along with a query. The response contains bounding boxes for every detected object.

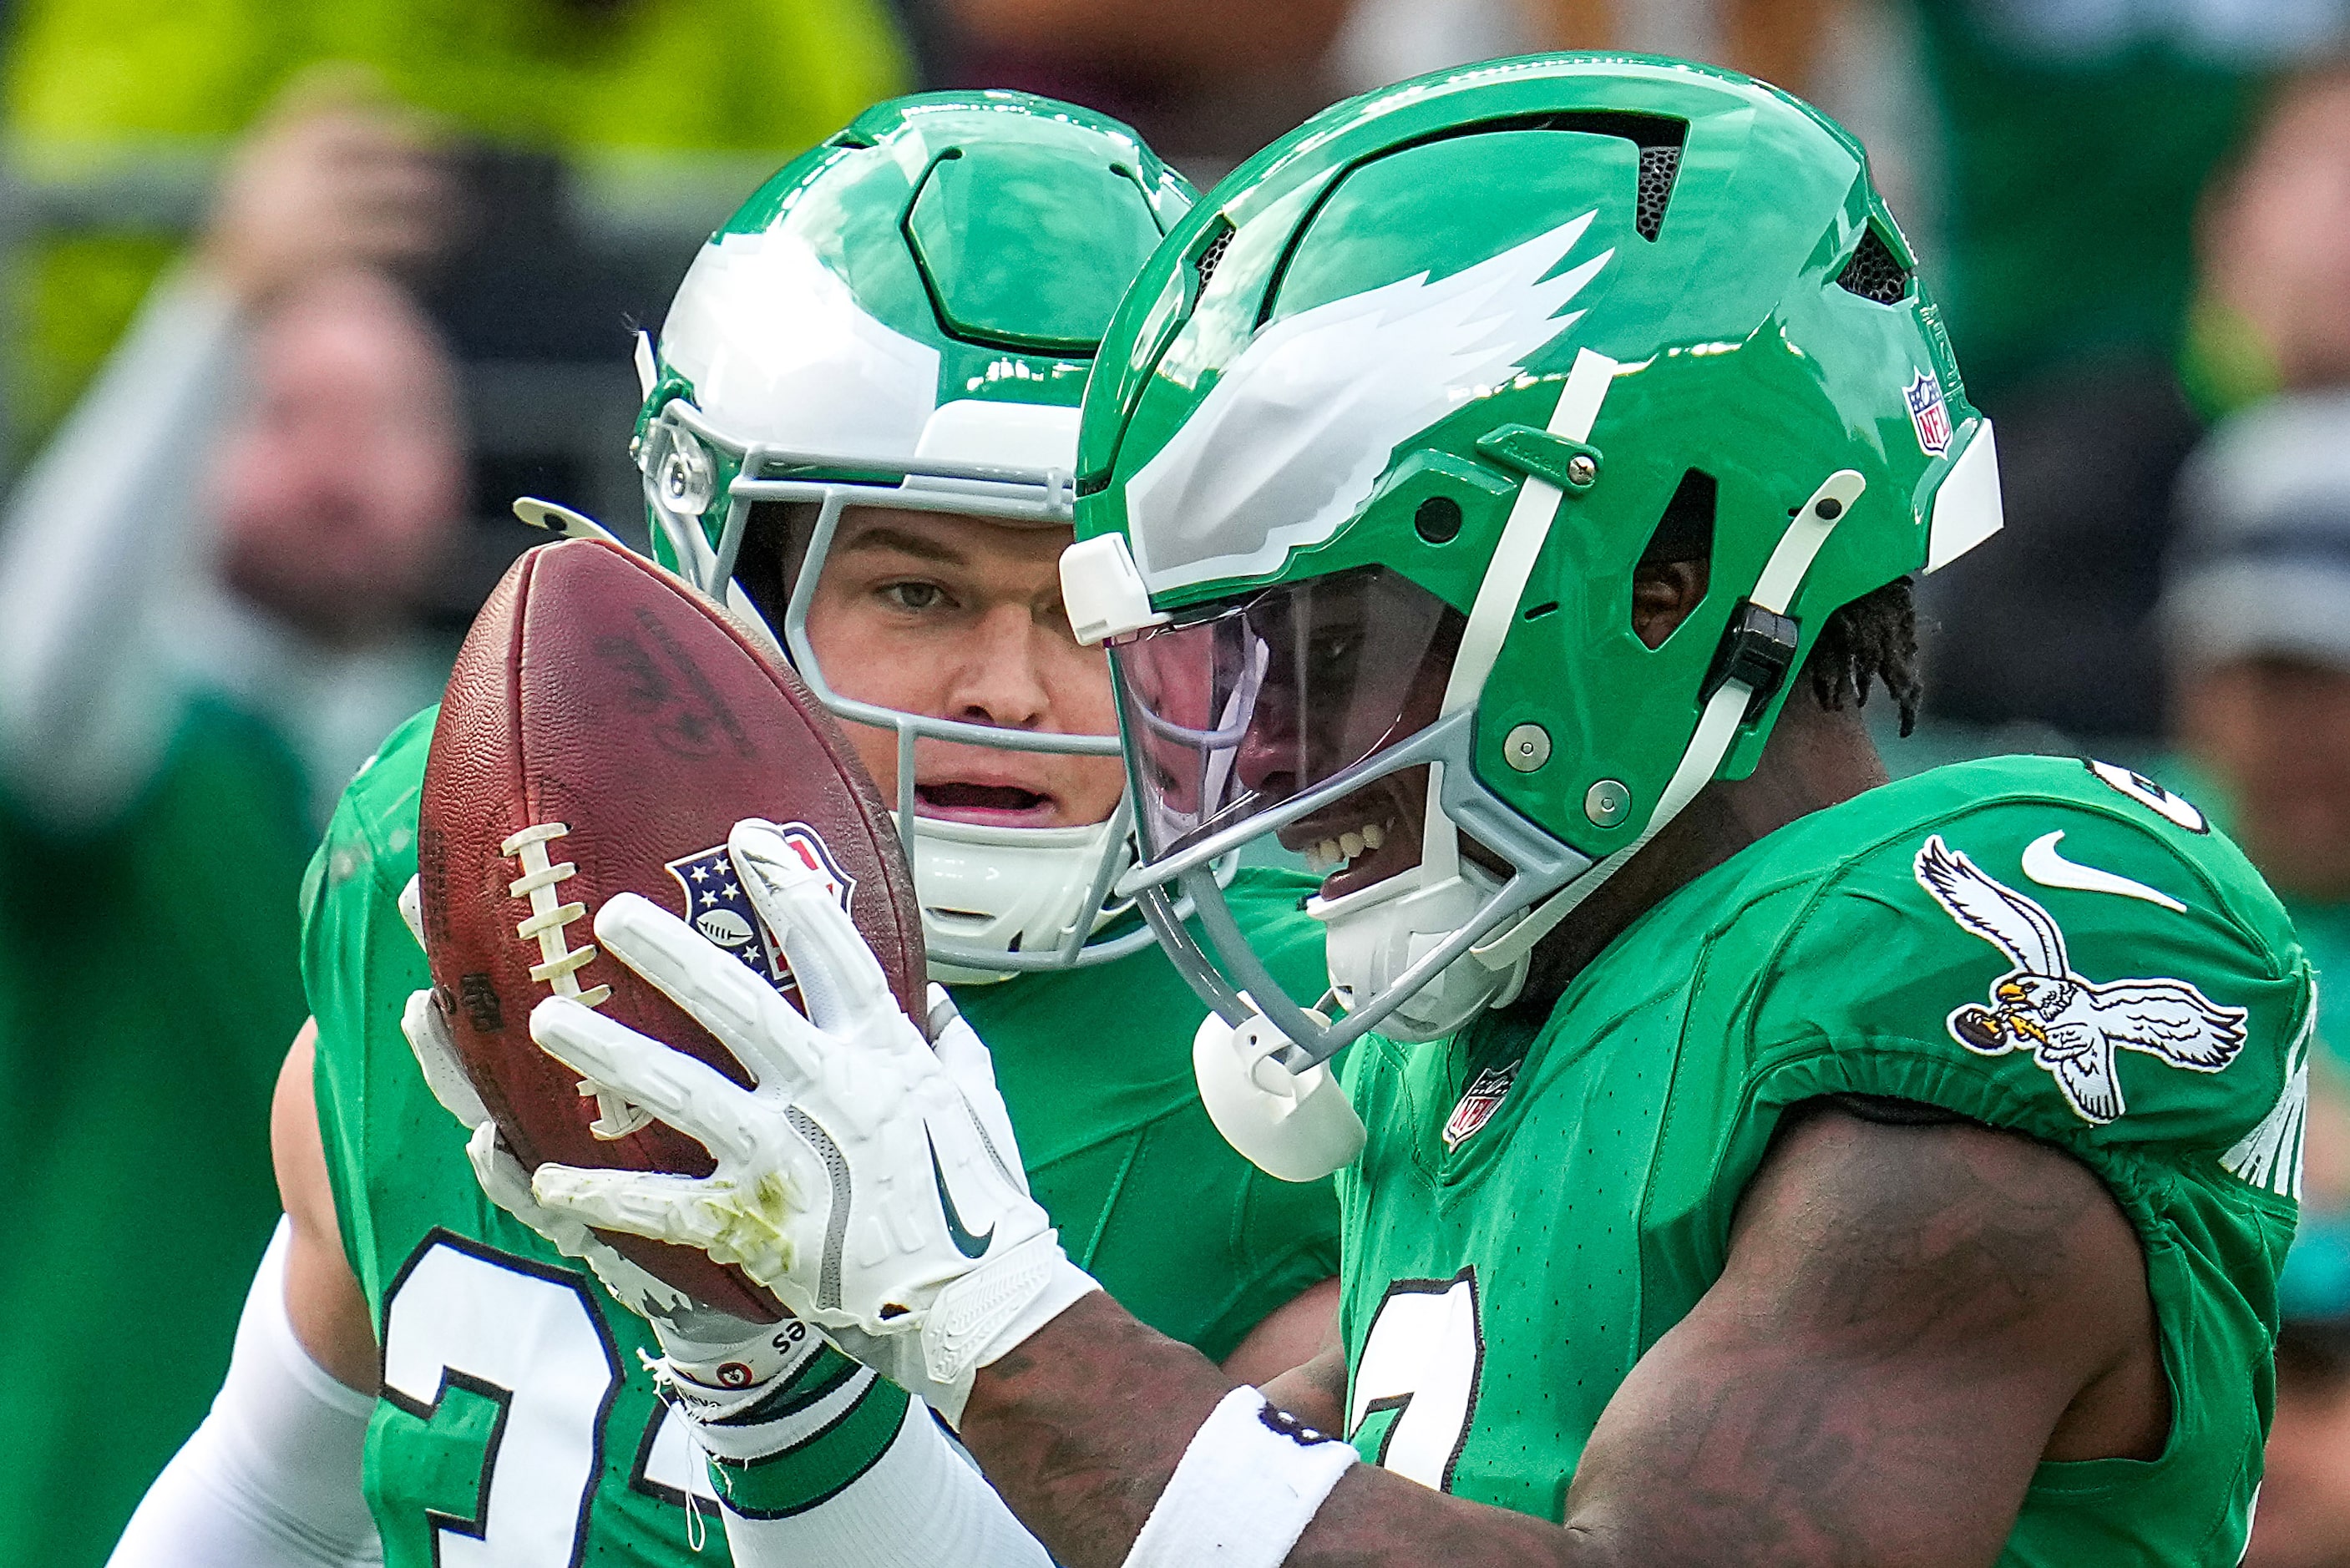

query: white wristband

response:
[1124,1388,1358,1568]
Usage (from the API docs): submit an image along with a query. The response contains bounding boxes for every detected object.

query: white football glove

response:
[524,817,1100,1426]
[397,879,825,1416]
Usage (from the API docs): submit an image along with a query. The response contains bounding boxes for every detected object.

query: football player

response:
[518,57,2319,1567]
[109,94,1337,1567]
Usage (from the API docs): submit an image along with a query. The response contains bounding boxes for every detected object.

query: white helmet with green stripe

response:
[632,91,1194,979]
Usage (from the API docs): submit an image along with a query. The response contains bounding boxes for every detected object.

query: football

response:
[416,536,926,1321]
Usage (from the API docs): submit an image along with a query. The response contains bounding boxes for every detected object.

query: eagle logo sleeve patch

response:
[1913,835,2247,1125]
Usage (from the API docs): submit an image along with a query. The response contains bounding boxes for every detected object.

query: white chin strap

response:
[1310,859,1522,1043]
[907,813,1132,984]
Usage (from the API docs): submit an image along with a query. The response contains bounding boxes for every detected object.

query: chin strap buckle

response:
[1700,600,1801,722]
[1193,1008,1367,1183]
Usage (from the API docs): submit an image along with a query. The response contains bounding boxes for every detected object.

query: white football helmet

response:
[631,93,1196,979]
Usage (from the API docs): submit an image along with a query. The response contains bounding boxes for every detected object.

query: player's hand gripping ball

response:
[413,537,927,1322]
[528,819,1100,1425]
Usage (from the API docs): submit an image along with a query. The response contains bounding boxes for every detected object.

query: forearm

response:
[961,1294,1573,1568]
[0,265,243,824]
[960,1293,1232,1564]
[715,1394,1051,1568]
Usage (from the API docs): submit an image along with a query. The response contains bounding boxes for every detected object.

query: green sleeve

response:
[1738,796,2310,1161]
[1704,790,2310,1545]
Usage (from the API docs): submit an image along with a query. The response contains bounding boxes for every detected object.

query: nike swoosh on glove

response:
[526,817,1099,1425]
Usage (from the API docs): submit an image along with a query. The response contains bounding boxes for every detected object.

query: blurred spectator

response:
[1914,0,2350,743]
[4,0,910,463]
[2160,391,2350,1055]
[0,92,466,1565]
[2250,1223,2350,1568]
[2193,58,2350,413]
[0,87,463,830]
[931,0,1355,177]
[2165,389,2350,1568]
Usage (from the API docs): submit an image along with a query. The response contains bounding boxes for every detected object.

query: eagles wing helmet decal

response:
[1915,835,2247,1125]
[1125,211,1615,593]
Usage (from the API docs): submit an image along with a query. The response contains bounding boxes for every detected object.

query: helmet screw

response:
[1565,453,1598,488]
[659,433,717,516]
[1585,778,1632,827]
[1504,723,1551,772]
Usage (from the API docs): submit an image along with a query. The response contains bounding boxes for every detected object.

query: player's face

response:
[803,506,1126,829]
[1112,565,1466,893]
[210,269,463,639]
[2176,656,2350,900]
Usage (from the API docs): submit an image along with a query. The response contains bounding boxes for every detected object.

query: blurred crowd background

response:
[3,0,2350,1564]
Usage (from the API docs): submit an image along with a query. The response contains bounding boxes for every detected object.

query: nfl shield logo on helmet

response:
[665,823,857,1002]
[1906,369,1952,458]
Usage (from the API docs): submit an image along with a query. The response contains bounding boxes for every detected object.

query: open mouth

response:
[1279,771,1429,899]
[914,781,1060,827]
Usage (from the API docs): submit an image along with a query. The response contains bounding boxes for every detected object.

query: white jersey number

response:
[1346,1270,1484,1492]
[380,1234,621,1565]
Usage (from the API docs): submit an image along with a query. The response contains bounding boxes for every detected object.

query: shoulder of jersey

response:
[334,704,436,844]
[1715,756,2313,1177]
[311,704,436,914]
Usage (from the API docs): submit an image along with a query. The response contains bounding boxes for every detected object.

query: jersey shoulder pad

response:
[1736,756,2312,1177]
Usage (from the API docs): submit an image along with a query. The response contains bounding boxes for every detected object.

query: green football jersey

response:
[1338,756,2313,1565]
[303,706,1335,1561]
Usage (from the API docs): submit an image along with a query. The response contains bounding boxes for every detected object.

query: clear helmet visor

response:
[1110,564,1591,1066]
[1114,566,1464,879]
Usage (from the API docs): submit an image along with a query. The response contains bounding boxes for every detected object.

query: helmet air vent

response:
[1194,223,1234,294]
[1836,226,1912,305]
[1635,146,1681,241]
[1415,495,1465,544]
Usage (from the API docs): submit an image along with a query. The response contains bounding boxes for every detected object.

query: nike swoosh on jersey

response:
[2020,830,2185,912]
[928,1130,995,1259]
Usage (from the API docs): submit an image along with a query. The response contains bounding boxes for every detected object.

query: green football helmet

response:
[1060,54,2003,1168]
[629,92,1195,979]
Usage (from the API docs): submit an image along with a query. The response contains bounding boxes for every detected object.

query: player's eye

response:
[1305,627,1359,670]
[880,580,948,613]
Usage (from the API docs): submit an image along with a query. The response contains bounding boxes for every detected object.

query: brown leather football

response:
[417,536,925,1321]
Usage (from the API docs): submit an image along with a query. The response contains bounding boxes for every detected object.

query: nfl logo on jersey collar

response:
[1444,1061,1521,1151]
[1907,369,1952,458]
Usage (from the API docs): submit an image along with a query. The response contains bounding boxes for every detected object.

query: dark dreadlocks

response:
[1800,576,1922,737]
